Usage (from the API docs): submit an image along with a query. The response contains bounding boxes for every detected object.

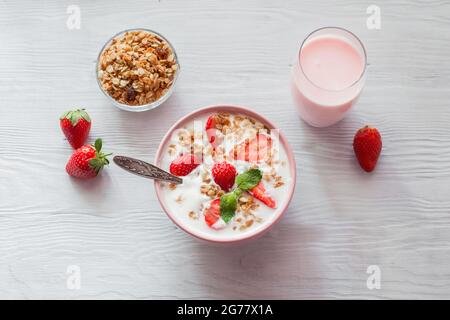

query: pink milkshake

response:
[291,27,367,127]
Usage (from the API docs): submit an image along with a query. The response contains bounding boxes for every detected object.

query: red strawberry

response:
[66,138,111,179]
[249,181,277,208]
[169,153,200,176]
[212,162,237,192]
[204,198,223,229]
[60,109,91,149]
[353,125,382,172]
[205,114,223,148]
[230,134,272,163]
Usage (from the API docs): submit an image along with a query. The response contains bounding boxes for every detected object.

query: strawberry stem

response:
[60,109,91,126]
[88,138,111,174]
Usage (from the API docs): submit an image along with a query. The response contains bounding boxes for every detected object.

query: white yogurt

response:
[158,113,292,240]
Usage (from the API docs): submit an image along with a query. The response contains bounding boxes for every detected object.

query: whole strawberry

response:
[60,109,91,149]
[353,125,382,172]
[66,139,111,179]
[212,162,237,191]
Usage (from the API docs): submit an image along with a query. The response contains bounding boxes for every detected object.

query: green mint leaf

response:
[220,192,237,223]
[236,168,262,191]
[233,188,243,198]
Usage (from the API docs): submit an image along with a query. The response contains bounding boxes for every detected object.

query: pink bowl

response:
[154,105,297,244]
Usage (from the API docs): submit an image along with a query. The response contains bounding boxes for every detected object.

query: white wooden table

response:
[1,0,449,299]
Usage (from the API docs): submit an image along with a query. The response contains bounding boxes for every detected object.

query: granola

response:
[98,30,178,106]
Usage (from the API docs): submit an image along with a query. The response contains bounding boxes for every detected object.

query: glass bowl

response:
[96,28,180,112]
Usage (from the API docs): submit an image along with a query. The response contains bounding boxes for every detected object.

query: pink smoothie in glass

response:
[291,28,366,127]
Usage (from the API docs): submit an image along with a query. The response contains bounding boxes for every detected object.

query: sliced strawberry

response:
[205,114,223,148]
[249,181,277,208]
[204,198,222,228]
[169,154,200,176]
[230,134,272,163]
[248,134,272,162]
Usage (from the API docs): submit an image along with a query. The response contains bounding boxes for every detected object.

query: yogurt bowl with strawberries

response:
[155,105,296,243]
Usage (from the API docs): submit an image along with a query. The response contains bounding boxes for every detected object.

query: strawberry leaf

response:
[88,138,111,174]
[88,158,101,169]
[60,109,91,126]
[94,138,102,152]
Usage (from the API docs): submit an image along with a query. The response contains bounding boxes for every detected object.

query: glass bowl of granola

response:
[154,105,297,244]
[96,28,179,112]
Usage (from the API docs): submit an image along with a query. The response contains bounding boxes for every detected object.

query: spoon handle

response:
[113,155,182,184]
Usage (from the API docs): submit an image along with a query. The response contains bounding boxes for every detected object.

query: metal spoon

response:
[113,155,182,184]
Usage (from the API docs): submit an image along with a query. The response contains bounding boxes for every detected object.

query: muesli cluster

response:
[97,30,178,106]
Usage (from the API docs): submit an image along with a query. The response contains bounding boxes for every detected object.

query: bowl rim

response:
[154,104,297,244]
[95,28,180,112]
